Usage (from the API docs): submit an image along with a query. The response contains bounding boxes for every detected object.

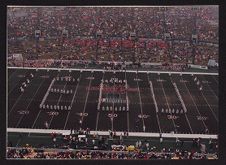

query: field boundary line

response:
[7,128,217,139]
[8,67,218,75]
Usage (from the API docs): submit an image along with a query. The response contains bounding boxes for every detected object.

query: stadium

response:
[7,6,218,159]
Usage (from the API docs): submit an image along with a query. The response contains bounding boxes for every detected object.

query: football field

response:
[8,67,218,135]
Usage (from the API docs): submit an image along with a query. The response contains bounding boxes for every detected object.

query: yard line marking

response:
[48,116,54,129]
[63,73,81,130]
[41,73,60,129]
[30,110,42,130]
[8,72,38,115]
[201,75,218,100]
[15,116,24,129]
[15,77,46,128]
[39,78,56,108]
[171,79,193,134]
[182,76,208,131]
[147,74,162,133]
[111,73,116,131]
[156,114,162,133]
[69,74,82,108]
[56,81,68,106]
[95,72,105,131]
[49,72,71,129]
[8,92,24,115]
[81,72,93,128]
[8,69,19,81]
[136,73,145,132]
[125,71,130,132]
[95,112,100,131]
[149,81,159,113]
[20,77,56,134]
[200,91,218,122]
[8,70,35,95]
[211,75,218,85]
[8,80,22,96]
[159,75,177,132]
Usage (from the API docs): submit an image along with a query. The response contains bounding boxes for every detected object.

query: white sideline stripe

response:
[9,6,217,7]
[8,67,218,75]
[7,128,217,139]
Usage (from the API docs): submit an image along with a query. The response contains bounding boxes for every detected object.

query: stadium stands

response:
[8,6,218,70]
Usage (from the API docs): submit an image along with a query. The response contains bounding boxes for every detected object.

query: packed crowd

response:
[7,148,217,159]
[8,6,218,68]
[7,129,218,159]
